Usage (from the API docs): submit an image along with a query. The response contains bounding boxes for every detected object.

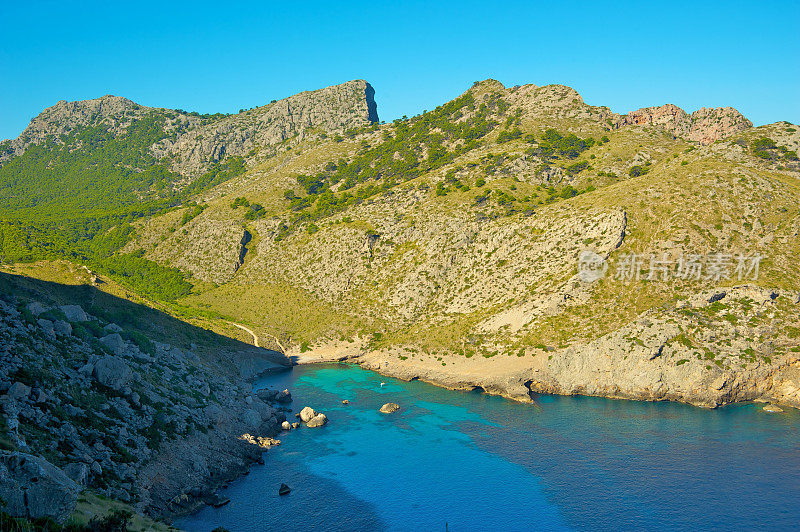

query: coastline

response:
[291,341,800,411]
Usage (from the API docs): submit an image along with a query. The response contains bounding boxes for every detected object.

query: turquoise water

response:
[177,364,800,531]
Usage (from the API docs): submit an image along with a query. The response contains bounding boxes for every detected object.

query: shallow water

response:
[176,364,800,531]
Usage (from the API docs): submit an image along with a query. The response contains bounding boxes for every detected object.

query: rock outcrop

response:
[2,80,378,179]
[687,107,753,144]
[0,451,80,523]
[306,413,328,427]
[617,104,752,144]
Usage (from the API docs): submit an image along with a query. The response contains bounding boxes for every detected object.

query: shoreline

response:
[291,347,799,411]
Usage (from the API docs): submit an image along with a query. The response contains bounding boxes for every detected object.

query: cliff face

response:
[617,103,752,144]
[156,79,378,176]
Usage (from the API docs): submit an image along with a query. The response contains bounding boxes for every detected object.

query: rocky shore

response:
[0,279,296,524]
[294,286,800,410]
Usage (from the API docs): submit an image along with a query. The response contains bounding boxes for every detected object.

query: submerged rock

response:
[379,403,400,414]
[763,404,784,413]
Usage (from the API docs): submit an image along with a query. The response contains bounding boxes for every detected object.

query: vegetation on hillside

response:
[0,115,247,300]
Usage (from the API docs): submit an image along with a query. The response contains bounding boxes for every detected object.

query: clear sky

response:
[1,0,798,141]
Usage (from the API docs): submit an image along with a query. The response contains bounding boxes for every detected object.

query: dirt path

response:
[225,320,260,347]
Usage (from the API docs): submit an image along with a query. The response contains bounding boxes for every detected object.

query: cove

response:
[176,364,800,531]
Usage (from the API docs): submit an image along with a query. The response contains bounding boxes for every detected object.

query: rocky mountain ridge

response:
[616,103,753,144]
[0,79,378,178]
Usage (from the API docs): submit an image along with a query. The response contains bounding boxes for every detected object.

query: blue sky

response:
[1,1,798,140]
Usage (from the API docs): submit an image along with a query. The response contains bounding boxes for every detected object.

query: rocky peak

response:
[687,107,752,144]
[2,95,154,159]
[161,79,378,176]
[617,103,752,144]
[2,80,379,177]
[617,104,691,138]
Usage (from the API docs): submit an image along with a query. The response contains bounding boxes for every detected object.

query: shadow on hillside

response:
[0,271,292,379]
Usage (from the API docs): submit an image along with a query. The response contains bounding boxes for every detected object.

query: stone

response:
[241,408,262,428]
[6,382,31,401]
[379,403,400,414]
[59,305,88,322]
[26,301,49,316]
[342,399,350,405]
[306,413,328,428]
[281,421,291,430]
[208,494,230,508]
[92,356,131,391]
[104,322,124,333]
[291,422,300,429]
[37,318,56,338]
[0,451,80,523]
[53,320,72,336]
[276,388,292,403]
[63,462,89,485]
[763,404,784,413]
[100,333,127,356]
[299,406,318,423]
[279,483,291,496]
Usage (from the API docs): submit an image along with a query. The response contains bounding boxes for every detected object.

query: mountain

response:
[1,77,799,526]
[2,79,799,409]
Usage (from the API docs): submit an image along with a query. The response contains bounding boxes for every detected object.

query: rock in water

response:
[379,403,400,414]
[281,421,291,430]
[299,406,318,422]
[276,388,292,403]
[306,413,328,428]
[279,483,291,496]
[342,399,350,405]
[0,451,80,523]
[763,404,784,413]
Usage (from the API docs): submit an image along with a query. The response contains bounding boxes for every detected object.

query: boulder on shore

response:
[379,403,400,414]
[763,404,784,413]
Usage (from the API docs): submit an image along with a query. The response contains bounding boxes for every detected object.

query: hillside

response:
[0,80,377,301]
[0,263,294,526]
[2,79,799,411]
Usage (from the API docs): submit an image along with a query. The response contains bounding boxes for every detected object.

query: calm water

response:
[176,364,800,531]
